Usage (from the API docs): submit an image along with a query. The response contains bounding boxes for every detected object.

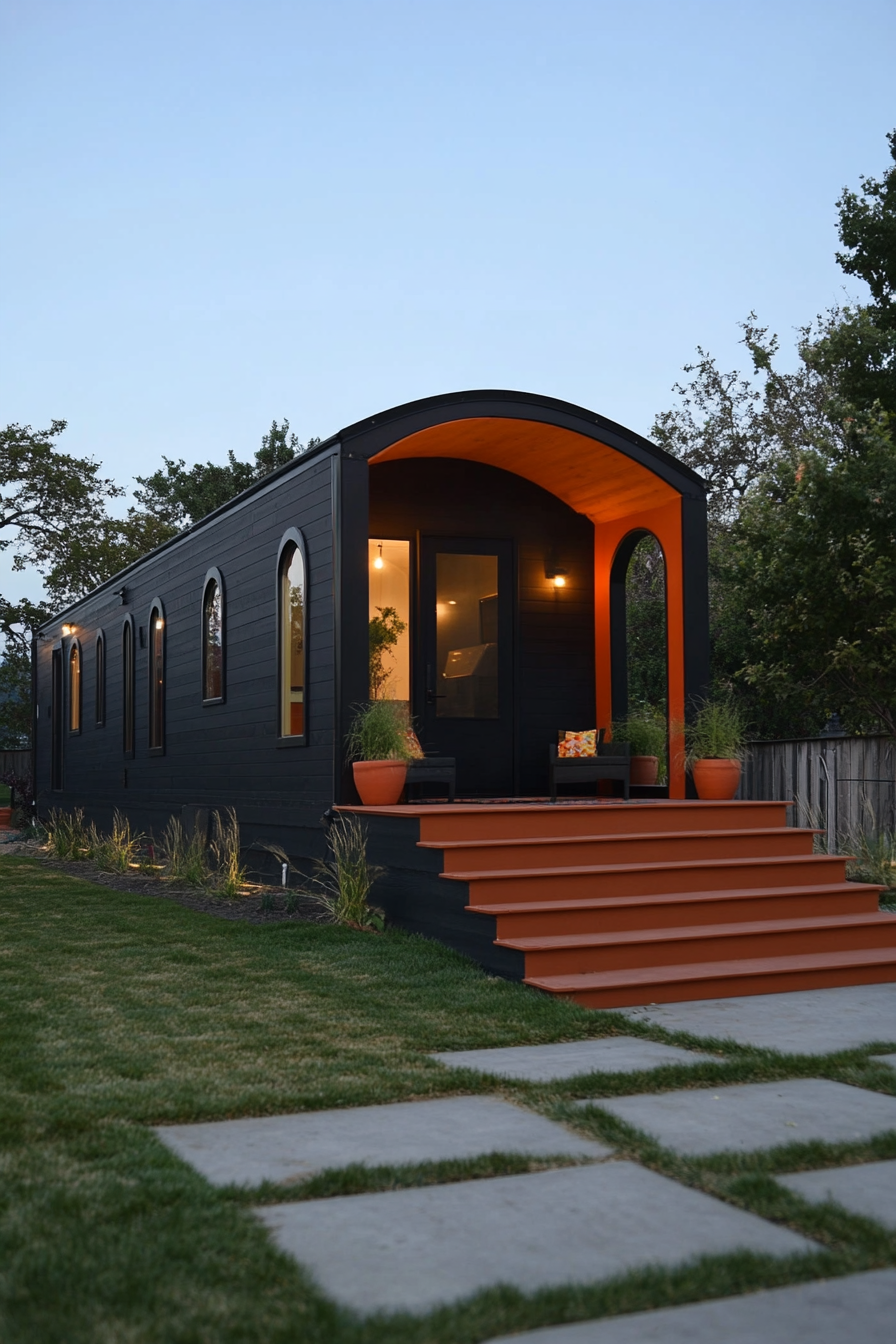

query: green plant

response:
[45,807,91,860]
[209,807,247,898]
[368,605,407,698]
[345,698,414,762]
[301,813,385,929]
[161,816,209,886]
[90,810,143,874]
[613,705,668,771]
[683,697,749,767]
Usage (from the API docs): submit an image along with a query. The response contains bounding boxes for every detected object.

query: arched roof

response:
[342,389,705,525]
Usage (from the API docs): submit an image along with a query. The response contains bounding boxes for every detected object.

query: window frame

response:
[201,567,225,705]
[147,598,166,756]
[122,616,136,758]
[68,638,82,735]
[95,630,106,727]
[276,528,308,746]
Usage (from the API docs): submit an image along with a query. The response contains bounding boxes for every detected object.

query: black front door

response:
[419,537,514,796]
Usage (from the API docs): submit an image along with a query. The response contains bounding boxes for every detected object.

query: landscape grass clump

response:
[45,807,92,860]
[301,812,385,929]
[209,806,247,897]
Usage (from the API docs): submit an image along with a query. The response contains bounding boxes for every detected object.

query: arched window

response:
[122,618,135,756]
[278,532,306,739]
[148,602,165,752]
[202,570,224,702]
[68,641,81,733]
[95,631,106,726]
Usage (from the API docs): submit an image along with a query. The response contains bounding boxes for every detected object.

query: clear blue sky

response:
[2,0,894,596]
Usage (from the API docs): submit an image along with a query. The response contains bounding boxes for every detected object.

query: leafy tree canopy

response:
[134,420,321,529]
[652,129,896,738]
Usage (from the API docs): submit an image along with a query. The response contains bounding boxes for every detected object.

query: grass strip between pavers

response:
[2,853,896,1343]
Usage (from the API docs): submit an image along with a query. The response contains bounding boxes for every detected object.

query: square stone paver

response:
[430,1037,715,1081]
[871,1051,896,1069]
[256,1160,813,1314]
[576,1078,896,1155]
[154,1096,611,1186]
[620,984,896,1054]
[778,1159,896,1229]
[485,1268,896,1342]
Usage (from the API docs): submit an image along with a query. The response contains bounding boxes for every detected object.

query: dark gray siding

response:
[35,451,338,863]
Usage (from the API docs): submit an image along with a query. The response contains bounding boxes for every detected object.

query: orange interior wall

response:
[594,498,686,799]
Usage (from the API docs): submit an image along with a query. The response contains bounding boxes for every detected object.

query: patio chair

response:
[548,739,631,802]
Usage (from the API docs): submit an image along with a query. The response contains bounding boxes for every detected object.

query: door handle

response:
[425,663,446,705]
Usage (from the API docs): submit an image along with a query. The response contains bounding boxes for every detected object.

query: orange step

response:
[446,853,852,903]
[423,827,818,872]
[470,882,882,936]
[526,946,896,1008]
[498,910,896,976]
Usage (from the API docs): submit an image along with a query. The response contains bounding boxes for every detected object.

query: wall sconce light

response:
[373,543,384,570]
[544,556,568,588]
[115,586,128,606]
[61,624,76,636]
[154,618,164,631]
[552,573,567,588]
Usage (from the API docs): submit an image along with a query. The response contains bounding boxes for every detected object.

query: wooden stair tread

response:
[418,826,814,851]
[525,945,896,992]
[496,909,896,952]
[468,881,882,916]
[443,853,849,883]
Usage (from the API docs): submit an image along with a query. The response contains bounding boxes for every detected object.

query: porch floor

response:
[339,799,896,1008]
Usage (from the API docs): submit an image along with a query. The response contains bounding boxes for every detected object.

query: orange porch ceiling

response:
[368,417,679,522]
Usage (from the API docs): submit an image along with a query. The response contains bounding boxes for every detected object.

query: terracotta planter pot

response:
[629,755,659,787]
[0,807,12,828]
[691,758,741,801]
[352,760,408,806]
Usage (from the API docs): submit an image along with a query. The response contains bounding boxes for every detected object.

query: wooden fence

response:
[0,749,31,781]
[741,735,896,846]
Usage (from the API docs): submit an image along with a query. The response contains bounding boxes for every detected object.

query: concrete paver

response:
[154,1095,611,1187]
[256,1160,813,1314]
[484,1269,896,1343]
[576,1078,896,1155]
[429,1037,715,1080]
[779,1159,896,1228]
[620,983,896,1054]
[871,1051,896,1069]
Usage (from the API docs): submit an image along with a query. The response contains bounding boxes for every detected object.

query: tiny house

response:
[33,389,710,866]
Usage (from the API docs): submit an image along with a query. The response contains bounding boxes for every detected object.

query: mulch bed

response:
[0,839,329,925]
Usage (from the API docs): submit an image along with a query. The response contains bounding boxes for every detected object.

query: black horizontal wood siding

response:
[34,451,339,862]
[370,458,595,795]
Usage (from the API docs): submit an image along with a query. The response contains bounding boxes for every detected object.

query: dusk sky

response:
[2,0,895,600]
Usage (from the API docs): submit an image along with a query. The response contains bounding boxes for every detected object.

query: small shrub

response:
[684,696,750,767]
[301,814,385,929]
[92,810,143,874]
[346,700,414,762]
[46,808,91,860]
[612,704,667,780]
[161,817,209,886]
[209,807,246,898]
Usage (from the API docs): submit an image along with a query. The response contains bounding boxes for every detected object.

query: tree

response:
[133,420,321,529]
[653,130,896,737]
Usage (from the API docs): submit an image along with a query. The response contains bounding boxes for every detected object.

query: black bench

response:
[405,756,456,802]
[548,741,631,802]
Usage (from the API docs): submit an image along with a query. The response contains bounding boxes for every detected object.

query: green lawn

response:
[2,855,896,1343]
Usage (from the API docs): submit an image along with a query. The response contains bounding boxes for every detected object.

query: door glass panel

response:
[436,553,499,718]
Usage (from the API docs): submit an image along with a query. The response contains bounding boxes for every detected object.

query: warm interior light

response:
[448,599,456,605]
[552,574,566,588]
[373,543,384,570]
[155,618,164,630]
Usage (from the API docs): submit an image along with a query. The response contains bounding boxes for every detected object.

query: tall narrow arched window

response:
[148,602,165,752]
[278,532,306,739]
[202,570,224,702]
[95,631,106,726]
[122,618,135,756]
[68,641,81,733]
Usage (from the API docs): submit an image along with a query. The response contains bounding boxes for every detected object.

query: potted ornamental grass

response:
[346,700,415,805]
[684,697,749,800]
[612,706,667,786]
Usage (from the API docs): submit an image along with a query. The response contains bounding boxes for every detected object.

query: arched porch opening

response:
[609,530,669,784]
[340,392,707,800]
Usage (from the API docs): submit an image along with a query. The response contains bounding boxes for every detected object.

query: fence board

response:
[742,736,896,841]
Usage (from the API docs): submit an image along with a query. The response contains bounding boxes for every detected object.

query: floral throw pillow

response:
[557,729,597,758]
[404,729,426,760]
